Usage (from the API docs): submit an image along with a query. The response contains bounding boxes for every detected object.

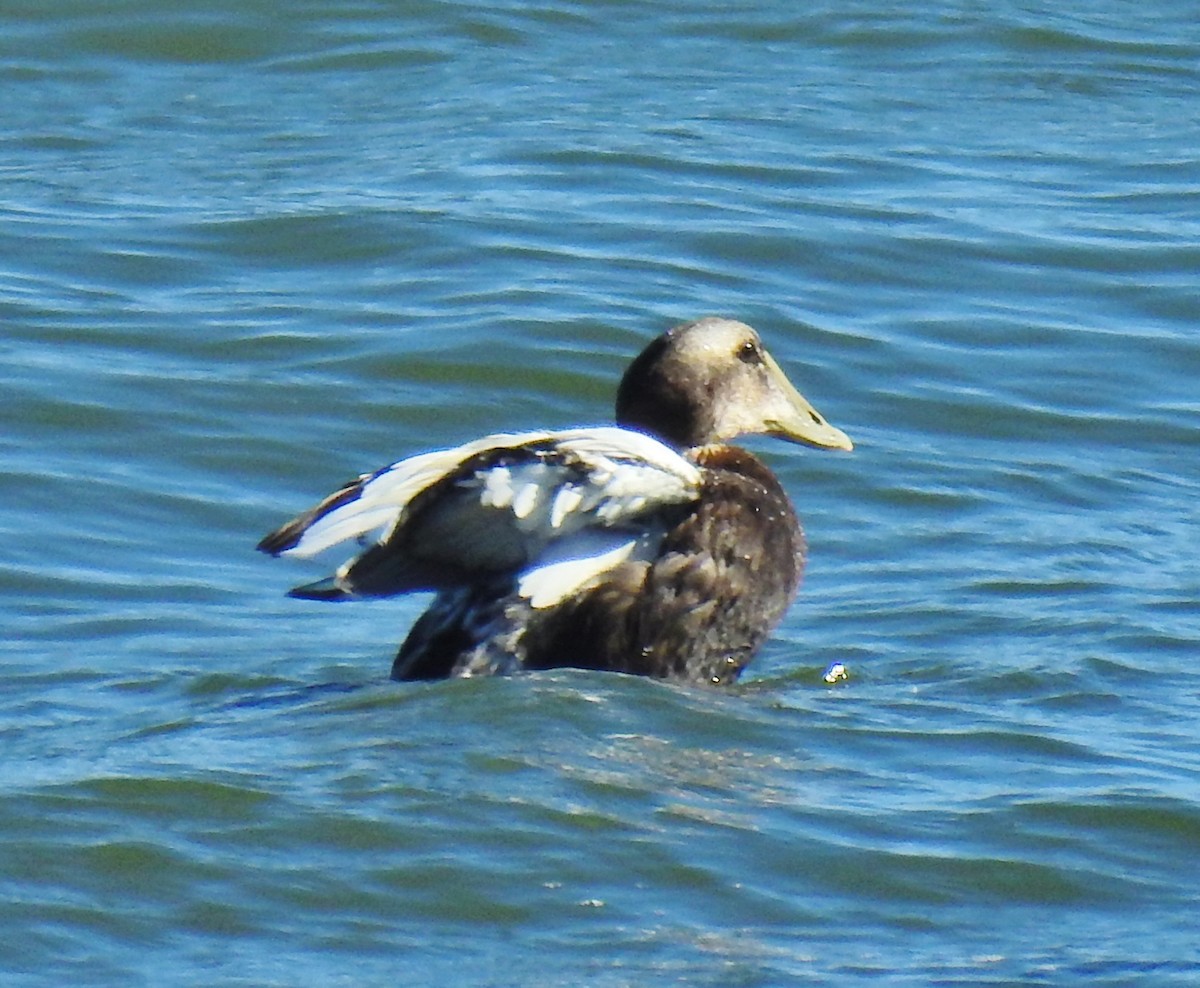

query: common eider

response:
[258,318,852,685]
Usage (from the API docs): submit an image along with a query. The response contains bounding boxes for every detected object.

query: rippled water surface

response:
[3,1,1199,984]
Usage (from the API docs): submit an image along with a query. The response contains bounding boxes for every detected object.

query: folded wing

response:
[257,427,702,601]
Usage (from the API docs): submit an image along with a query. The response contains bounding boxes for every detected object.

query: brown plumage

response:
[516,447,804,684]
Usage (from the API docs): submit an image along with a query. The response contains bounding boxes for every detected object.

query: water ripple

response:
[3,0,1200,984]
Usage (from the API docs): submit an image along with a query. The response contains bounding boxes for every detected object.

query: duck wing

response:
[258,427,701,600]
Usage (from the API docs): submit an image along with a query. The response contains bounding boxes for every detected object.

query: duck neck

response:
[615,341,713,449]
[615,404,705,450]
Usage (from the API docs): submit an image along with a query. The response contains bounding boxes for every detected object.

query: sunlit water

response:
[3,2,1199,985]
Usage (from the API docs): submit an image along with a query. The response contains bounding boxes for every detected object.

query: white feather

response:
[281,431,553,557]
[550,486,584,529]
[518,531,648,609]
[548,427,696,476]
[294,505,401,557]
[279,427,700,565]
[510,471,544,520]
[479,466,516,510]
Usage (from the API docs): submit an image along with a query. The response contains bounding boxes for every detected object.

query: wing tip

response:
[257,525,301,556]
[257,475,370,557]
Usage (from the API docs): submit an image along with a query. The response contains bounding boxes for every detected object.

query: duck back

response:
[391,445,805,685]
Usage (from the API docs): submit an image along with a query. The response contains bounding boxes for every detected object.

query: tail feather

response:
[287,577,354,601]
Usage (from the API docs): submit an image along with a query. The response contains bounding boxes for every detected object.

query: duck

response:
[257,317,852,685]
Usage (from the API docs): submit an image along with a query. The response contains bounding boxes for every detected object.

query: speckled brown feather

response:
[392,444,805,684]
[512,445,805,684]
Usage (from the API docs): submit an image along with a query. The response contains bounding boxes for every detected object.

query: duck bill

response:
[761,351,854,451]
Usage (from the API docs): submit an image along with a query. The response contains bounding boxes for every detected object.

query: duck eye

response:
[737,340,761,364]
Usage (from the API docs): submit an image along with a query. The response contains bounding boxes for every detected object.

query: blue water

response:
[3,2,1199,984]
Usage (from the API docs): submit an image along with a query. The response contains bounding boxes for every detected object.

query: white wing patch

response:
[280,431,555,558]
[543,427,701,530]
[273,427,701,589]
[517,530,648,609]
[287,503,398,558]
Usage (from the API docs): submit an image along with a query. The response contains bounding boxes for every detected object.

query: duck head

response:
[616,317,853,451]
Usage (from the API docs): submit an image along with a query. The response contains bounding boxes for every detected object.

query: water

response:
[3,1,1199,984]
